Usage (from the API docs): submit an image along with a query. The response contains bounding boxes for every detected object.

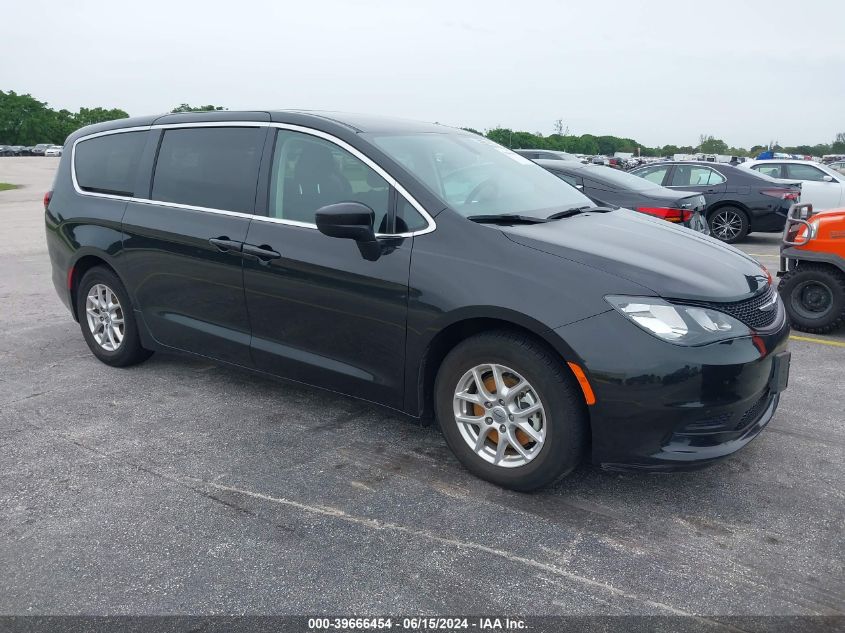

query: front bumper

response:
[556,302,790,471]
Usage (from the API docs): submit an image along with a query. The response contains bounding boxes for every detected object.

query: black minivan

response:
[45,111,791,490]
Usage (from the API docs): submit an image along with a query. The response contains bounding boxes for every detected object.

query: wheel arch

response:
[411,312,582,422]
[706,199,750,218]
[787,249,845,275]
[67,250,123,322]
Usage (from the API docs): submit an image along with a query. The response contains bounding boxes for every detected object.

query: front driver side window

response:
[785,164,830,182]
[270,130,391,231]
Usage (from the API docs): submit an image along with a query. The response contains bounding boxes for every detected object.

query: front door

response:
[121,125,267,366]
[242,128,425,408]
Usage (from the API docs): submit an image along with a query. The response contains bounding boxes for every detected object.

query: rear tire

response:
[708,206,749,243]
[76,267,153,367]
[434,330,588,491]
[778,264,845,334]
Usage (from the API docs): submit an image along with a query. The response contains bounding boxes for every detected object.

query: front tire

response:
[76,267,153,367]
[778,264,845,333]
[434,330,588,491]
[708,206,749,243]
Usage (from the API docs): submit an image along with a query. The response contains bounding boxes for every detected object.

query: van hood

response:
[501,208,769,303]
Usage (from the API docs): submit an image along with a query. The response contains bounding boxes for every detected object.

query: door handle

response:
[209,237,243,253]
[242,243,281,261]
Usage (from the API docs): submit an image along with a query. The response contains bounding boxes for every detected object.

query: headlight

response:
[605,296,751,346]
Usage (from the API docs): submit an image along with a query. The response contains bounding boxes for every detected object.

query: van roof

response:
[67,110,458,143]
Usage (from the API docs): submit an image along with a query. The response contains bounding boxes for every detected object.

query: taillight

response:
[636,207,693,223]
[761,188,799,201]
[43,191,52,211]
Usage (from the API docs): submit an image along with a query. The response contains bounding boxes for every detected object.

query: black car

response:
[535,160,708,232]
[45,111,790,490]
[630,161,800,243]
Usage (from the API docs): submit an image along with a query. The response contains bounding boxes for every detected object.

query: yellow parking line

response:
[747,253,779,258]
[790,335,845,348]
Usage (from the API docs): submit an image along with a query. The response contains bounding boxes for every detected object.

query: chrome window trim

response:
[69,120,436,237]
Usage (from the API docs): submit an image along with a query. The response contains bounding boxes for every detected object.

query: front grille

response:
[688,285,778,330]
[735,393,771,431]
[684,412,733,432]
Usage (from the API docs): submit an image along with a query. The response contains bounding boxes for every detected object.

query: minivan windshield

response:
[366,132,594,218]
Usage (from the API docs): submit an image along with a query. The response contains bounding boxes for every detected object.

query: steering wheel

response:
[464,178,499,205]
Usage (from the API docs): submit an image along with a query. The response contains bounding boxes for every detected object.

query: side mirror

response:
[315,202,381,261]
[822,175,834,182]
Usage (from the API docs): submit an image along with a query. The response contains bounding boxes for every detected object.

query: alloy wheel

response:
[85,283,125,352]
[452,363,546,468]
[711,210,742,241]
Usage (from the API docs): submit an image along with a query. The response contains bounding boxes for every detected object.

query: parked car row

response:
[0,144,63,156]
[629,161,801,243]
[517,152,801,243]
[535,160,709,233]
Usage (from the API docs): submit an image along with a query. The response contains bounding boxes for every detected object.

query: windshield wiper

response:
[467,214,548,224]
[546,205,616,220]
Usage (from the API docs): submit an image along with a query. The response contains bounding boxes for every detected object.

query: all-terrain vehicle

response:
[778,203,845,333]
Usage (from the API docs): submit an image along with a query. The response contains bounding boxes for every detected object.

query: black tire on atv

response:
[778,263,845,334]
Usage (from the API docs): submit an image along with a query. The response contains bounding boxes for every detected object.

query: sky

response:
[2,0,843,149]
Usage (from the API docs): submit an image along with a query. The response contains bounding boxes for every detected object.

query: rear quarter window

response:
[74,131,147,196]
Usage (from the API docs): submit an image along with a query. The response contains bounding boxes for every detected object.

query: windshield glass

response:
[366,132,593,218]
[582,164,661,191]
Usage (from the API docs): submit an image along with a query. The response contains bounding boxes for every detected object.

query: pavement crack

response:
[188,479,737,624]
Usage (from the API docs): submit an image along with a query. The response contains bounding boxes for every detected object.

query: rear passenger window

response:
[671,166,725,186]
[152,127,264,212]
[75,131,146,196]
[269,130,390,230]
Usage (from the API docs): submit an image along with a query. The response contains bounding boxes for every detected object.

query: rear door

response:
[242,126,428,408]
[121,124,268,365]
[666,164,727,205]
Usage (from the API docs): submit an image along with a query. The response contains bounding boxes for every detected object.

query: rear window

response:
[151,127,264,212]
[583,164,657,191]
[74,131,147,196]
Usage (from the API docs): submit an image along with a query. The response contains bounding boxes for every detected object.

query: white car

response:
[828,160,845,175]
[44,145,63,157]
[740,159,845,211]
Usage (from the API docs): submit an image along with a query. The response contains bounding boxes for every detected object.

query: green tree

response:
[74,106,129,127]
[171,104,228,113]
[697,134,729,154]
[0,90,52,144]
[0,90,130,144]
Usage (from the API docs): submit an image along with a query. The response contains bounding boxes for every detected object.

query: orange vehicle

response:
[778,203,845,332]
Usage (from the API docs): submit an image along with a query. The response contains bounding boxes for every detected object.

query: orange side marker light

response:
[567,362,596,405]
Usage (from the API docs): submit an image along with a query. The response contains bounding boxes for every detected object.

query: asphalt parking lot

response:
[1,157,843,617]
